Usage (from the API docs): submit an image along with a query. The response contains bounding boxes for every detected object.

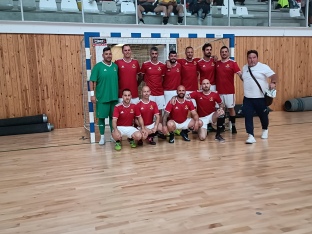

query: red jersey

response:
[141,61,166,96]
[177,58,200,91]
[165,99,195,124]
[189,91,222,117]
[115,58,140,98]
[136,100,159,126]
[215,59,241,94]
[197,58,216,85]
[163,62,182,91]
[113,103,141,126]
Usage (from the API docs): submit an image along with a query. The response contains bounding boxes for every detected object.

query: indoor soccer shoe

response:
[115,142,122,151]
[232,126,237,134]
[169,132,175,144]
[215,134,225,143]
[148,137,156,145]
[180,130,191,141]
[129,140,137,148]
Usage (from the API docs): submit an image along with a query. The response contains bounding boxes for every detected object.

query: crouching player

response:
[112,89,147,151]
[162,85,202,143]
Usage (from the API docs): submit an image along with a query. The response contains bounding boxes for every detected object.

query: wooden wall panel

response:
[0,34,83,129]
[1,35,312,129]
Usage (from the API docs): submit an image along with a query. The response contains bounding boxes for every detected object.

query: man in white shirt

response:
[241,50,277,144]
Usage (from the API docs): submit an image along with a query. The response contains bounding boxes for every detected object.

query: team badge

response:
[211,63,215,66]
[167,69,171,72]
[150,105,153,110]
[104,69,107,71]
[141,107,144,110]
[114,67,117,71]
[203,65,206,68]
[149,67,152,69]
[177,69,180,72]
[158,67,161,71]
[185,105,189,110]
[132,64,136,68]
[209,97,214,101]
[121,111,124,114]
[130,109,134,113]
[175,106,179,109]
[226,64,230,68]
[121,65,124,68]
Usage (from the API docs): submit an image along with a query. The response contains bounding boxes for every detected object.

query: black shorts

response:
[141,4,157,13]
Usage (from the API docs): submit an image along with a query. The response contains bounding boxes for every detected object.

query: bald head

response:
[141,85,151,100]
[177,85,186,99]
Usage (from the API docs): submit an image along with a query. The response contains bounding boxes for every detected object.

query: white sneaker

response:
[99,135,105,145]
[110,135,116,143]
[246,134,256,144]
[261,129,268,139]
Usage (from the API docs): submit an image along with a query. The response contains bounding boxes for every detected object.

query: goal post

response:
[82,32,235,143]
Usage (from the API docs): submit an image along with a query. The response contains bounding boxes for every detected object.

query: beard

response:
[178,93,185,99]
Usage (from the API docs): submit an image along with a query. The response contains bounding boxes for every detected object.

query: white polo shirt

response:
[242,62,275,98]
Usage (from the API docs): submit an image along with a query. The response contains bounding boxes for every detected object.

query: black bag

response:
[248,67,273,106]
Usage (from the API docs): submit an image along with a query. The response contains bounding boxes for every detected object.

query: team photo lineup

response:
[90,42,277,151]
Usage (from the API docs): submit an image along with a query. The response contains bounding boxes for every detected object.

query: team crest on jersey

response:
[175,106,179,109]
[104,69,107,71]
[209,97,214,101]
[141,107,144,110]
[130,109,134,113]
[226,64,230,68]
[203,65,206,68]
[132,64,136,68]
[114,67,117,71]
[158,67,161,71]
[150,105,153,110]
[211,63,215,66]
[177,69,180,72]
[148,67,152,69]
[167,69,171,72]
[121,111,124,114]
[121,65,125,68]
[185,105,189,110]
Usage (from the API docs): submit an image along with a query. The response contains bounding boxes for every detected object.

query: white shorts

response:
[164,90,177,105]
[174,118,192,130]
[118,97,139,104]
[186,91,197,107]
[220,94,235,108]
[150,95,165,110]
[117,126,139,138]
[138,122,155,130]
[200,112,214,129]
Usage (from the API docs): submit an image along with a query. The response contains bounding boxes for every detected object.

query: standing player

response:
[162,85,202,143]
[197,43,216,91]
[115,44,141,104]
[163,50,182,105]
[189,79,226,142]
[139,47,166,113]
[177,47,200,105]
[136,86,164,145]
[215,46,242,134]
[90,47,118,145]
[112,89,147,151]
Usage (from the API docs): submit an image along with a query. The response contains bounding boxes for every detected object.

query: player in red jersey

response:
[215,46,242,134]
[115,44,141,104]
[136,86,164,145]
[162,85,202,143]
[112,89,147,151]
[139,47,166,112]
[197,43,216,91]
[163,50,182,105]
[188,79,226,142]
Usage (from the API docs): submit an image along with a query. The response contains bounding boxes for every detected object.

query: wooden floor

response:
[1,111,312,234]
